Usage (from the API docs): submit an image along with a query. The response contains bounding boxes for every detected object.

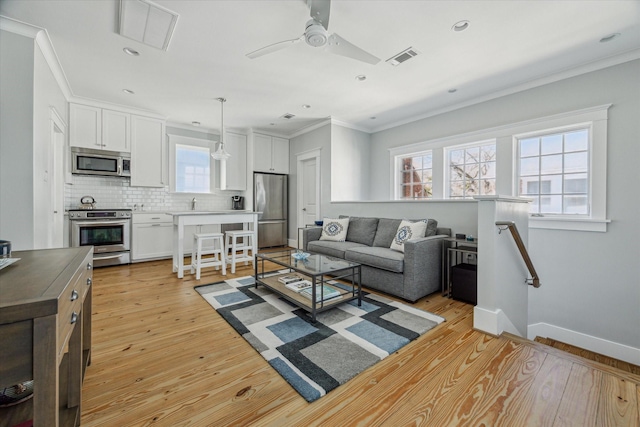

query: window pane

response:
[465,147,480,163]
[466,180,479,195]
[411,156,422,169]
[481,179,496,195]
[465,163,479,179]
[523,178,539,195]
[450,149,465,165]
[564,195,588,214]
[565,130,588,152]
[564,152,588,173]
[540,195,562,214]
[450,181,465,197]
[520,157,539,176]
[482,161,496,179]
[541,134,562,155]
[423,154,432,169]
[541,154,562,175]
[176,144,210,193]
[481,145,496,162]
[450,165,464,181]
[423,169,432,182]
[541,175,562,194]
[520,138,539,157]
[564,173,587,194]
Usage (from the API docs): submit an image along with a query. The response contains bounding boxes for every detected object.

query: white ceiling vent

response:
[119,0,179,51]
[386,47,420,66]
[281,113,296,119]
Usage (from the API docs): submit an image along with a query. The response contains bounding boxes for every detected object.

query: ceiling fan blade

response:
[308,0,331,30]
[246,37,302,59]
[326,33,380,65]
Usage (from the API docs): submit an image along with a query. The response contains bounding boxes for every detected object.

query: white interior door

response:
[297,149,321,244]
[50,110,66,248]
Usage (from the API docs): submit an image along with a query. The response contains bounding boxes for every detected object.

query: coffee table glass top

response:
[256,249,360,275]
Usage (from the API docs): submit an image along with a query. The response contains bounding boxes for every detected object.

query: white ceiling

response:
[1,0,639,137]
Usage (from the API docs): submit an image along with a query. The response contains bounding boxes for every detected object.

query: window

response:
[175,144,211,193]
[518,128,589,215]
[448,142,496,199]
[398,151,432,199]
[168,134,216,194]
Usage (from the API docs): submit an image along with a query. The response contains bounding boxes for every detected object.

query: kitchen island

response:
[167,210,260,278]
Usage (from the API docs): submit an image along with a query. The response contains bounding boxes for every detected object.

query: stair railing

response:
[495,221,541,288]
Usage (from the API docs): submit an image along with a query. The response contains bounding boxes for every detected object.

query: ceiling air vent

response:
[119,0,179,51]
[280,113,296,120]
[386,47,420,66]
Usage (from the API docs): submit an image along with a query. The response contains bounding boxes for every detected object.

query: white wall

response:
[364,60,640,357]
[0,30,35,250]
[331,125,371,201]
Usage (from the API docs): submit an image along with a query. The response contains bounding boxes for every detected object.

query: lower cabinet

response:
[132,213,173,261]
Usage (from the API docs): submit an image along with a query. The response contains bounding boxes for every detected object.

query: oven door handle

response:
[93,253,128,260]
[72,220,130,227]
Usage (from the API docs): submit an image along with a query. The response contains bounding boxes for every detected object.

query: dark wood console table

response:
[0,247,93,427]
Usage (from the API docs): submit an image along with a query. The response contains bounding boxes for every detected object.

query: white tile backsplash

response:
[65,175,241,212]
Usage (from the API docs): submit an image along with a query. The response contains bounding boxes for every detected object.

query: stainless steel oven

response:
[69,209,131,267]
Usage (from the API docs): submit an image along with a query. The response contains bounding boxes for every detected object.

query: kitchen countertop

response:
[166,210,259,216]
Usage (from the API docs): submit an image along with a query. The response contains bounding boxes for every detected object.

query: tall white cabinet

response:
[253,133,289,174]
[130,116,166,187]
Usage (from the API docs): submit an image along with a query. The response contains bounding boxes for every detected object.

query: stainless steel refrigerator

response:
[254,172,288,248]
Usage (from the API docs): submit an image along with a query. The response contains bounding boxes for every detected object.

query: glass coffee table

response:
[254,249,362,322]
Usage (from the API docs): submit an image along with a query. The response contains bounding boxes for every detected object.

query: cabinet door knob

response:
[70,290,79,301]
[87,263,93,270]
[70,312,79,324]
[87,277,92,286]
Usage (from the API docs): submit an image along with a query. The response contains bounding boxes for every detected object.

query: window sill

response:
[529,216,610,232]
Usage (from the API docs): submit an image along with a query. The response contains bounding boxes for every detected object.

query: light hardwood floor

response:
[81,258,640,426]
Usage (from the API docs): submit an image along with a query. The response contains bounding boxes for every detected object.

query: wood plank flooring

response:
[80,258,640,426]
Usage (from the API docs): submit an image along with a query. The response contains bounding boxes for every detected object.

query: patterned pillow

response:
[319,217,349,242]
[390,220,428,252]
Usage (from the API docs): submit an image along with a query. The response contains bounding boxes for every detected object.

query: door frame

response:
[296,148,321,232]
[49,107,67,248]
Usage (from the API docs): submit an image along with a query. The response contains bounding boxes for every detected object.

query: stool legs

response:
[191,233,226,280]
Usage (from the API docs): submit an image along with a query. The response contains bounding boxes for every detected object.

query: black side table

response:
[442,237,478,298]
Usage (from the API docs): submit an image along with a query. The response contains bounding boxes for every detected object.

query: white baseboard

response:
[528,322,640,366]
[474,306,522,338]
[288,238,299,248]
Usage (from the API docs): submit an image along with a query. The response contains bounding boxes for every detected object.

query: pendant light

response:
[211,97,231,160]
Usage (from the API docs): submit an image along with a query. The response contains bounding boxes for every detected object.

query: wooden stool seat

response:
[224,230,256,274]
[191,232,226,280]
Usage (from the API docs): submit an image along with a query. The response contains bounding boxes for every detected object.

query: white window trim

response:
[167,134,216,194]
[388,104,611,232]
[392,148,434,200]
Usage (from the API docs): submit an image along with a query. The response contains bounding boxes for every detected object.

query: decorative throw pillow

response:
[390,220,428,252]
[319,217,349,242]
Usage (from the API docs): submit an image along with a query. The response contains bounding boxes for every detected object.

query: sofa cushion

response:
[319,217,349,242]
[344,247,404,273]
[339,216,379,246]
[372,218,402,248]
[390,220,428,253]
[308,240,367,259]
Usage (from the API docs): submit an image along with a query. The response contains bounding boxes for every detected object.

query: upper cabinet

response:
[217,131,247,191]
[253,133,289,174]
[70,103,130,152]
[130,116,166,187]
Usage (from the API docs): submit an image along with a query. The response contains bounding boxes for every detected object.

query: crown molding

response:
[0,15,41,38]
[287,118,332,139]
[370,48,640,134]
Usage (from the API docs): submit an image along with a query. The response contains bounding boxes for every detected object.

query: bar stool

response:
[191,232,226,280]
[224,230,256,274]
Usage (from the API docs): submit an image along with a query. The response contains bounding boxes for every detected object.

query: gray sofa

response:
[301,216,450,302]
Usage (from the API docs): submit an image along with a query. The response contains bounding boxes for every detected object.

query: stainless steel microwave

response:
[71,148,131,177]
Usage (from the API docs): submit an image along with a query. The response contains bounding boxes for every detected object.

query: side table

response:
[442,237,477,298]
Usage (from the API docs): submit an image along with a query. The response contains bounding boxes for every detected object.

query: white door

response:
[301,158,317,226]
[50,110,66,248]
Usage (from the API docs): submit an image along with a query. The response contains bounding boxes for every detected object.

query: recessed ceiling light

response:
[370,116,376,120]
[355,75,367,81]
[270,123,275,126]
[302,104,311,109]
[448,88,458,93]
[599,33,621,43]
[122,89,135,95]
[452,20,470,32]
[123,47,140,56]
[191,121,200,126]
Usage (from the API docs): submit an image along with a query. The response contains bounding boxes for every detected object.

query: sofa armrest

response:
[301,227,323,251]
[402,234,446,301]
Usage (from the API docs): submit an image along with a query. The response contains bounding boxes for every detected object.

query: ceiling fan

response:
[246,0,380,65]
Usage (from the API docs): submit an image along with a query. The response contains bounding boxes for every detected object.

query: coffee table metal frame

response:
[254,249,362,322]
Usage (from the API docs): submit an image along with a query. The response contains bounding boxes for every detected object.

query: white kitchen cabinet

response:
[70,104,101,150]
[131,116,166,187]
[253,133,289,174]
[70,104,131,152]
[217,131,247,191]
[102,109,130,152]
[132,213,173,261]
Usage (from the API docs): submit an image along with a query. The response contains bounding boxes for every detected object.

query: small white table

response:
[167,211,260,278]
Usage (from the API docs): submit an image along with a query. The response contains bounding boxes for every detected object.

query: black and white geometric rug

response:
[195,276,445,402]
